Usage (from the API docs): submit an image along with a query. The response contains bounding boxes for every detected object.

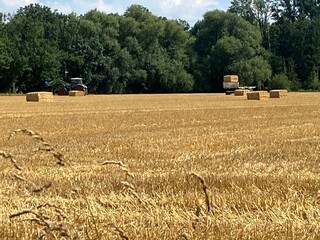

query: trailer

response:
[223,75,255,94]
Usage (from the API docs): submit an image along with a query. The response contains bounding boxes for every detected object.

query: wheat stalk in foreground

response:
[101,160,134,178]
[8,128,66,166]
[8,128,44,141]
[188,172,211,213]
[10,204,70,239]
[101,160,125,167]
[32,182,53,193]
[108,223,130,240]
[0,150,22,171]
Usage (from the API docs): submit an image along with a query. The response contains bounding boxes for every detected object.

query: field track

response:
[1,93,320,239]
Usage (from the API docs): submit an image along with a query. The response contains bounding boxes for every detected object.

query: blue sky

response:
[0,0,231,25]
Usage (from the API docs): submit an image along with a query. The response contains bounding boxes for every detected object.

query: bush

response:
[308,70,320,90]
[269,73,291,90]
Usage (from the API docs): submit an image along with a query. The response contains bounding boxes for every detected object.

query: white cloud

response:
[43,1,72,13]
[156,0,220,24]
[1,0,38,8]
[68,0,120,14]
[95,0,113,12]
[75,0,112,13]
[0,0,229,25]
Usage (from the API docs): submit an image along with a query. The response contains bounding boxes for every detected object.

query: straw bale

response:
[223,75,239,83]
[26,92,53,102]
[270,89,288,98]
[234,89,250,96]
[247,91,269,100]
[69,90,85,97]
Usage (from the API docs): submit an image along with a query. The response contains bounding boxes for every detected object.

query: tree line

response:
[0,2,319,93]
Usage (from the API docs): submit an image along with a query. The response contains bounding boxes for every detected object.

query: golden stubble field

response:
[0,93,320,239]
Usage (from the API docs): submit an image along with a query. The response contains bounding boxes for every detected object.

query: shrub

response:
[269,73,291,90]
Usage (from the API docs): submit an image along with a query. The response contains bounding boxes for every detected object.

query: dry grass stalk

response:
[176,233,189,240]
[10,209,49,226]
[102,160,134,178]
[120,166,135,179]
[14,172,51,194]
[82,193,101,238]
[33,148,65,166]
[101,160,125,167]
[9,128,66,166]
[8,128,44,141]
[127,188,144,206]
[189,173,211,213]
[13,173,26,181]
[192,202,205,230]
[51,151,66,166]
[37,203,68,220]
[32,182,52,193]
[121,181,135,190]
[13,173,43,192]
[10,204,70,239]
[126,187,157,211]
[96,198,114,209]
[0,150,22,171]
[108,223,130,240]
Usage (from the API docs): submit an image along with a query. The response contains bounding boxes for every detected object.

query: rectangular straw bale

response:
[270,89,288,98]
[247,91,269,100]
[69,90,85,96]
[26,92,53,102]
[223,75,239,83]
[234,89,250,96]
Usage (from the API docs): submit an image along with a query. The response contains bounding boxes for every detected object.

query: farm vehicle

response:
[56,78,88,96]
[223,75,255,94]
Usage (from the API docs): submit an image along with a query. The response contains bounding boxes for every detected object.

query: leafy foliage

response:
[0,22,13,92]
[0,2,319,93]
[229,0,320,91]
[268,73,292,90]
[191,10,271,92]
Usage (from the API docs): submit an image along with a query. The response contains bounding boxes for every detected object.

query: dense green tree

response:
[268,72,292,90]
[191,10,271,92]
[124,5,194,92]
[229,0,256,23]
[7,4,62,92]
[58,13,84,85]
[0,22,13,92]
[228,0,272,49]
[269,0,320,89]
[2,2,320,93]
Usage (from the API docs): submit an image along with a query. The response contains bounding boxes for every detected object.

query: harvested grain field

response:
[1,92,320,239]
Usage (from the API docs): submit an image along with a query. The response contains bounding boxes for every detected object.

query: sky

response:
[0,0,231,26]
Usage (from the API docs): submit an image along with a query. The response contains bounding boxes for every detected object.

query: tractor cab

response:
[71,78,84,87]
[70,78,88,95]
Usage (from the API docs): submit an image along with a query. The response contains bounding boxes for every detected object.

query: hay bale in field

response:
[69,90,85,97]
[247,91,269,100]
[234,89,250,96]
[270,89,288,98]
[26,92,53,102]
[223,75,239,83]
